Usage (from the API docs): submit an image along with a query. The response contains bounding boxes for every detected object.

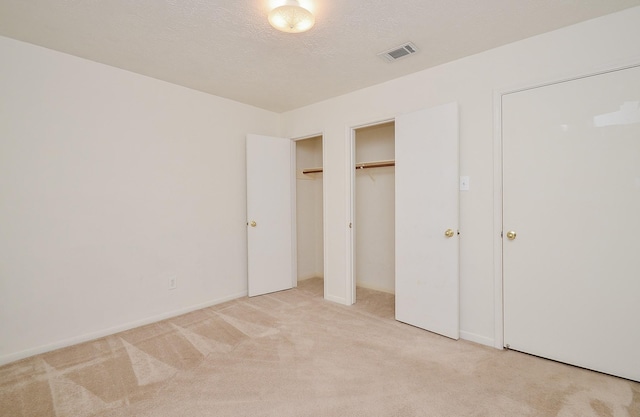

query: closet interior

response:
[354,122,395,297]
[296,136,324,288]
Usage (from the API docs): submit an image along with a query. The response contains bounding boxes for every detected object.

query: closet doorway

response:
[351,122,396,301]
[295,136,325,293]
[348,104,459,339]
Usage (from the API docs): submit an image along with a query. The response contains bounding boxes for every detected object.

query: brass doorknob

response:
[444,229,455,238]
[506,230,516,240]
[250,221,257,227]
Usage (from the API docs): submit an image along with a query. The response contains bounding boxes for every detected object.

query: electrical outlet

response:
[168,276,177,290]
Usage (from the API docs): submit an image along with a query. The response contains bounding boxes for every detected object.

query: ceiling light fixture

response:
[268,0,315,33]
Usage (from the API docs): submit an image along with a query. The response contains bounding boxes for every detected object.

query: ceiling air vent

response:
[377,42,418,63]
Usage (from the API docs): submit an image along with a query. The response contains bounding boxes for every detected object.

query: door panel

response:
[246,134,295,297]
[503,66,640,381]
[395,103,459,339]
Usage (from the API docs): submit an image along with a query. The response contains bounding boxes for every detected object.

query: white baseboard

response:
[324,294,349,305]
[297,274,324,281]
[459,330,495,348]
[355,281,395,294]
[0,291,247,367]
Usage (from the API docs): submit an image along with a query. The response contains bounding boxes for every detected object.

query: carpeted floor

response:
[1,277,638,417]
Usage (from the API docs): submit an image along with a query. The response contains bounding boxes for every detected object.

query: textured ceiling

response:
[1,0,639,112]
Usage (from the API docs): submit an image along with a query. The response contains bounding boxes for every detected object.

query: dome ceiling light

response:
[268,0,315,33]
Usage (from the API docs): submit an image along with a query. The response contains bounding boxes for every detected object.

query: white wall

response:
[2,7,639,363]
[0,36,280,364]
[296,136,323,280]
[280,7,640,345]
[355,123,395,293]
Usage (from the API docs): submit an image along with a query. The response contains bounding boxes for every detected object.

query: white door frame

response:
[346,118,395,305]
[293,132,327,293]
[492,60,640,350]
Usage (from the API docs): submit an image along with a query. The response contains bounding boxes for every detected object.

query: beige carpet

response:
[1,278,638,417]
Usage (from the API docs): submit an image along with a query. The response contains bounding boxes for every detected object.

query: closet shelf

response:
[301,159,395,175]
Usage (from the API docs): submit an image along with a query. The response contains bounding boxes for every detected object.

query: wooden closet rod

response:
[355,160,395,170]
[301,159,395,174]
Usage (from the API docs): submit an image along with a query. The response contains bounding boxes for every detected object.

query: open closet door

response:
[395,103,459,339]
[246,134,295,297]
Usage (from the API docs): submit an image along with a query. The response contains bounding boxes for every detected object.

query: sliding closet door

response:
[246,134,296,297]
[395,103,459,339]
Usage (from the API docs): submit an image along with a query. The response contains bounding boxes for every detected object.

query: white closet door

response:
[246,134,295,297]
[503,66,640,381]
[395,103,459,339]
